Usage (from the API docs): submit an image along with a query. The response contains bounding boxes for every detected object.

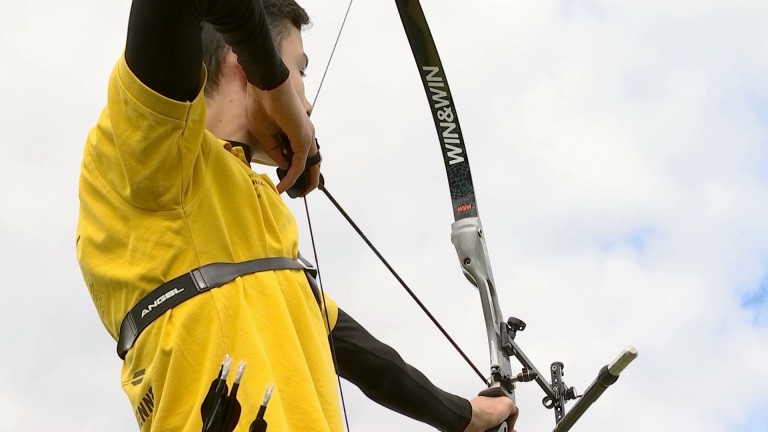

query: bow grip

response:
[479,386,512,432]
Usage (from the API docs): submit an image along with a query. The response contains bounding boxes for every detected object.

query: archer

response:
[77,0,517,431]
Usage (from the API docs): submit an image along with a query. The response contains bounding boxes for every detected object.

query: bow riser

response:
[451,217,514,398]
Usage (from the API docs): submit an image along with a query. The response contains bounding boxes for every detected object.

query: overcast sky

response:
[1,0,767,431]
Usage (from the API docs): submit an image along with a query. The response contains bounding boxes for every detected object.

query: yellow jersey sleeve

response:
[87,55,209,210]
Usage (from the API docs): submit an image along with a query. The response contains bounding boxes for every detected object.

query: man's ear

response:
[224,49,248,85]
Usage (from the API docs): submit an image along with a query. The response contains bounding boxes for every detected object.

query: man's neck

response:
[204,76,277,166]
[205,84,251,146]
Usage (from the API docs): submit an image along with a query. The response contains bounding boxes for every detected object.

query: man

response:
[77,0,517,430]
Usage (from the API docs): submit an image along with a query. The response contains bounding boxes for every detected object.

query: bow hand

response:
[465,395,519,432]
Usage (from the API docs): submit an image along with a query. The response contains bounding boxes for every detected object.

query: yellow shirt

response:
[77,56,342,432]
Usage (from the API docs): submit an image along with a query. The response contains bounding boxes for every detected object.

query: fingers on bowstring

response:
[276,149,307,193]
[280,125,314,194]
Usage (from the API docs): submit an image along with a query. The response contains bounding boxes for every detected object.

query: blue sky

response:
[1,0,767,431]
[742,270,768,324]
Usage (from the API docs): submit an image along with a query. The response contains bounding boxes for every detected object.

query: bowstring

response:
[302,0,356,430]
[303,196,351,432]
[310,0,355,110]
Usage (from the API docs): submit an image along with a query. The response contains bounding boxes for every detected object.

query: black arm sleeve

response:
[332,309,472,432]
[125,0,288,102]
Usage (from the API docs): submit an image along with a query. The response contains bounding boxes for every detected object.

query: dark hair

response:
[201,0,310,97]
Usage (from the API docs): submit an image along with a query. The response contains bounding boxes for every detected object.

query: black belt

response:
[117,256,317,360]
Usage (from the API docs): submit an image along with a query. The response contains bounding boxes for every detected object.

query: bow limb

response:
[394,0,516,422]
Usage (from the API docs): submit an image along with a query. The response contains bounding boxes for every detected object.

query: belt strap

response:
[117,257,309,359]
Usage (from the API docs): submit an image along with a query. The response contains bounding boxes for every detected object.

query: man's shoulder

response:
[110,56,206,125]
[79,56,210,209]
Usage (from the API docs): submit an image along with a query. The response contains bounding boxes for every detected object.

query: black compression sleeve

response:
[125,0,288,102]
[331,309,472,432]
